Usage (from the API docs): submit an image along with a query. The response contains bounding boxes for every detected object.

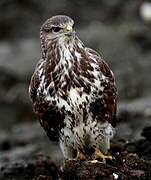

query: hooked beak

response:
[64,25,74,36]
[66,25,73,31]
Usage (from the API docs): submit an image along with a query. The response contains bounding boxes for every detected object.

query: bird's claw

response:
[94,151,112,161]
[67,152,86,161]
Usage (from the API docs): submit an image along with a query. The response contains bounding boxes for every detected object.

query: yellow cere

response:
[66,25,72,31]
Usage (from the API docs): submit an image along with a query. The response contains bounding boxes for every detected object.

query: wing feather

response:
[86,47,117,127]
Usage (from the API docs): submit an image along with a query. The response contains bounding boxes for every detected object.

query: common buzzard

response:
[29,15,117,160]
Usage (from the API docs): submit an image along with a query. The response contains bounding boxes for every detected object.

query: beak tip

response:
[66,25,73,31]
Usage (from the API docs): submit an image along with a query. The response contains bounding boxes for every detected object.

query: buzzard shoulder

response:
[29,59,50,116]
[29,59,44,102]
[86,47,117,127]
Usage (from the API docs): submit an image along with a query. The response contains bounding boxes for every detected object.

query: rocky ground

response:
[0,0,151,179]
[1,126,151,180]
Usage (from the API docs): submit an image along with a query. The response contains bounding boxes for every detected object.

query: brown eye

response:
[51,27,62,33]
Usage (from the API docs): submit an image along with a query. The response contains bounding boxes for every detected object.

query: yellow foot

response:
[94,151,112,161]
[77,152,86,160]
[68,158,77,161]
[67,152,86,161]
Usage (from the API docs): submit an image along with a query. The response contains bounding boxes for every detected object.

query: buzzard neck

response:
[44,36,85,72]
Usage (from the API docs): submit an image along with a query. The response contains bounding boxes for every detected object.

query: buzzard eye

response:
[51,27,62,33]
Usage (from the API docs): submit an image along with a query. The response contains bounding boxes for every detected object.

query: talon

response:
[77,152,86,160]
[68,158,77,161]
[94,151,112,160]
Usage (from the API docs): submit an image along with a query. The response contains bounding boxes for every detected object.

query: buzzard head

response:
[40,15,75,57]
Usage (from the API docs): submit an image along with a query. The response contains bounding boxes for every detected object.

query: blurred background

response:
[0,0,151,167]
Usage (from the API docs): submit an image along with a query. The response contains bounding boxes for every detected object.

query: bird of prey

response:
[29,15,117,160]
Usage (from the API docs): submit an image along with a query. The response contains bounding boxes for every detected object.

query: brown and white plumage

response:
[29,15,117,159]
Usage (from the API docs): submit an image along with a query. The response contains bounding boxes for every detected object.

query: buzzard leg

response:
[94,151,112,161]
[68,151,86,161]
